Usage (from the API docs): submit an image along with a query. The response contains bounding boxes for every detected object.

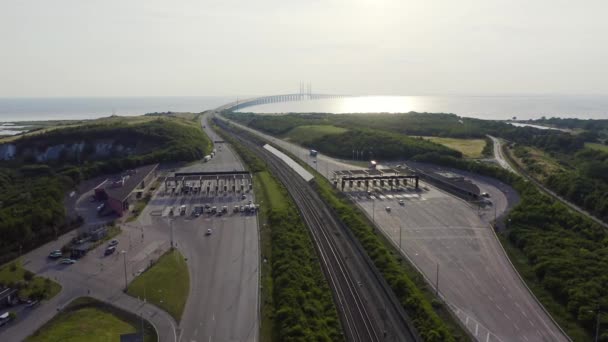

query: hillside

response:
[0,114,211,263]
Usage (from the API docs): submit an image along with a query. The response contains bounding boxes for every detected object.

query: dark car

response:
[105,246,116,256]
[48,250,62,259]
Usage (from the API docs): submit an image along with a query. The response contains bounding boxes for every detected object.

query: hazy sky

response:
[1,0,607,97]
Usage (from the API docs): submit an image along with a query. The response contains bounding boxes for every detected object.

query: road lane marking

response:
[523,336,529,341]
[475,323,479,336]
[486,332,490,342]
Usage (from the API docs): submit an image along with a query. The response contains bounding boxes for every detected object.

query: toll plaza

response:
[332,168,419,191]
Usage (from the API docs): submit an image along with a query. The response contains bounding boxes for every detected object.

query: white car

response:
[385,206,391,212]
[59,258,76,265]
[205,228,212,236]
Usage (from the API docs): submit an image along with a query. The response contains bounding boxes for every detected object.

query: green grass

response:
[127,249,189,321]
[497,234,590,341]
[27,297,156,342]
[253,171,276,342]
[127,194,152,222]
[284,125,348,144]
[420,136,486,158]
[257,171,287,212]
[0,261,61,300]
[584,142,608,152]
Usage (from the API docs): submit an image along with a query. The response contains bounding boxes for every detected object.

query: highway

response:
[220,114,569,342]
[216,118,420,342]
[143,112,259,342]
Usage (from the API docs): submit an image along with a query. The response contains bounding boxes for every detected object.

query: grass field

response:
[253,171,277,342]
[512,146,564,182]
[27,297,157,342]
[420,136,486,158]
[0,261,61,300]
[127,249,189,321]
[585,142,608,152]
[284,125,347,144]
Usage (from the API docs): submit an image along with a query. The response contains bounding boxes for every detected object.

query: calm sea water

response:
[0,96,234,122]
[238,95,608,120]
[1,95,607,124]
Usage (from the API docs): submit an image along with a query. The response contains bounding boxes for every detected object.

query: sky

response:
[1,0,607,97]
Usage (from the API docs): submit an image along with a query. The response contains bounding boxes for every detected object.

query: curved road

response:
[490,135,608,230]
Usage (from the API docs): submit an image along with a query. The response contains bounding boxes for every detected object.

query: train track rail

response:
[216,118,419,342]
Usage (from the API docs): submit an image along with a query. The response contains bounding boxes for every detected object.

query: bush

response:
[23,270,34,282]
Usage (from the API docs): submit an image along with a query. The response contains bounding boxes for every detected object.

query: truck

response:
[310,149,318,157]
[203,155,211,162]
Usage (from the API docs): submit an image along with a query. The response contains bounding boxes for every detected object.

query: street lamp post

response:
[399,225,402,251]
[121,250,128,291]
[372,199,375,225]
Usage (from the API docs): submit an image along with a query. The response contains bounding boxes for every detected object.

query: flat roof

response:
[105,164,158,202]
[263,144,314,182]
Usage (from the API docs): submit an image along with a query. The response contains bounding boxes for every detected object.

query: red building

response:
[94,164,158,216]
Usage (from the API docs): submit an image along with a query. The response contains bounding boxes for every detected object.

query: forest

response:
[0,116,212,264]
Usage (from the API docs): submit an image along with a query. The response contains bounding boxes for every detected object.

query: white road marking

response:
[475,323,479,336]
[529,319,535,327]
[486,332,490,342]
[496,304,503,312]
[504,313,510,320]
[523,336,529,341]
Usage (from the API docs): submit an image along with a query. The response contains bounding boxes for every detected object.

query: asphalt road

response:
[0,211,178,342]
[146,112,259,342]
[221,115,569,342]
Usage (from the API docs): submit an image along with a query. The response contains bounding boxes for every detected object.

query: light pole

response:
[169,219,174,250]
[399,225,402,251]
[372,199,376,226]
[121,250,128,291]
[588,305,601,342]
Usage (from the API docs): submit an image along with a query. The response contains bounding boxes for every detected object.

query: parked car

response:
[48,250,62,259]
[25,300,40,308]
[481,192,490,198]
[108,239,119,247]
[205,228,212,236]
[59,258,76,265]
[241,194,247,200]
[398,200,405,206]
[104,246,116,256]
[0,312,13,326]
[385,206,391,212]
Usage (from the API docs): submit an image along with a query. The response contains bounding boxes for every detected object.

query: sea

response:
[1,95,607,135]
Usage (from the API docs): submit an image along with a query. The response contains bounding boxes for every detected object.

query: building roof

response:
[263,144,314,182]
[104,164,158,202]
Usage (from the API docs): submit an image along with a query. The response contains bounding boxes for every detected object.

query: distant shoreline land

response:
[1,95,607,137]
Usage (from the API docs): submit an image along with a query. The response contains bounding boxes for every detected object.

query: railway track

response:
[216,118,419,342]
